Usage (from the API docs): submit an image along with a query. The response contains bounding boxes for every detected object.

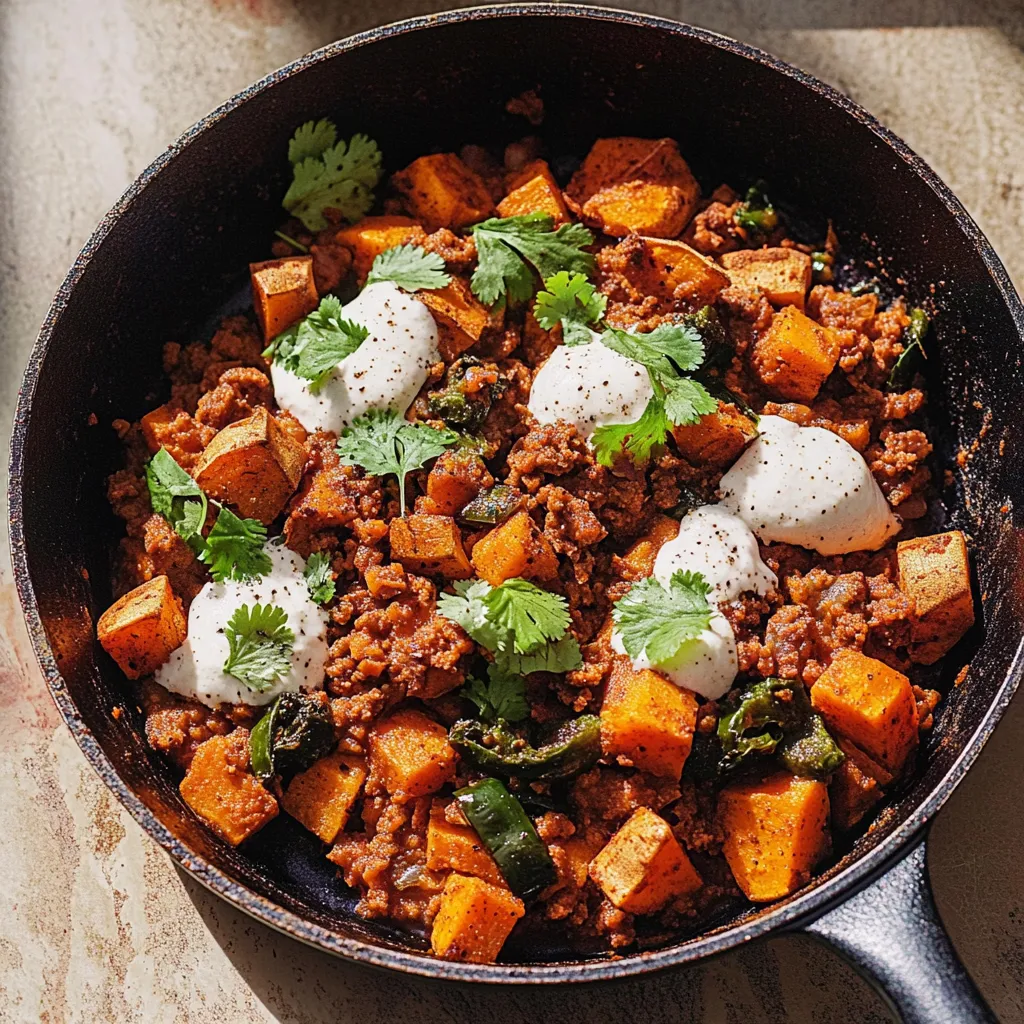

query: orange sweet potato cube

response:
[497,159,569,223]
[618,515,680,580]
[192,407,306,525]
[250,256,319,341]
[559,829,607,889]
[829,737,893,831]
[720,248,813,310]
[418,276,496,361]
[642,237,732,304]
[601,657,699,779]
[392,153,494,231]
[582,182,690,238]
[672,401,758,468]
[426,800,505,886]
[280,753,367,843]
[368,709,457,801]
[179,731,279,846]
[589,807,702,913]
[752,305,841,402]
[430,873,524,963]
[332,215,422,283]
[470,510,559,586]
[897,531,975,664]
[718,772,830,901]
[389,514,473,579]
[811,649,919,773]
[97,575,187,679]
[425,449,489,515]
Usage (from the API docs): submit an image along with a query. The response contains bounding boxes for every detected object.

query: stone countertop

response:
[2,1,1023,1021]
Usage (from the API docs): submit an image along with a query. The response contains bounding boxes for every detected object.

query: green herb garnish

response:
[887,307,930,389]
[533,270,607,346]
[734,180,779,240]
[146,448,208,554]
[303,551,336,605]
[365,244,451,292]
[612,570,713,665]
[199,507,273,583]
[222,602,295,693]
[462,664,529,724]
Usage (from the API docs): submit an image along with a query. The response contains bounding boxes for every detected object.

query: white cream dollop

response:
[527,339,654,440]
[653,505,777,604]
[719,414,900,555]
[270,281,440,433]
[155,542,328,708]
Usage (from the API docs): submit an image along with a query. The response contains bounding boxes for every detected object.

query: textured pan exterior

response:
[8,3,1024,983]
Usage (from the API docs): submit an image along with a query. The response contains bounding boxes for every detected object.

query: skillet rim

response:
[9,1,1024,984]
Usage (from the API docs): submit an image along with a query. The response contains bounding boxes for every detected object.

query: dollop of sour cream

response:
[719,414,900,555]
[156,543,328,708]
[270,281,440,433]
[527,339,654,440]
[653,506,777,603]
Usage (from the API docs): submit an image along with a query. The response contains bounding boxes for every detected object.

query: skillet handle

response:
[802,836,995,1023]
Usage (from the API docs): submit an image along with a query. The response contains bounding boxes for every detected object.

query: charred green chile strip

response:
[449,715,602,781]
[734,181,779,239]
[249,693,335,780]
[460,484,524,525]
[887,307,929,389]
[455,778,558,900]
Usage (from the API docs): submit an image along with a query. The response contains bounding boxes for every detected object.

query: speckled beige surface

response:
[2,1,1024,1021]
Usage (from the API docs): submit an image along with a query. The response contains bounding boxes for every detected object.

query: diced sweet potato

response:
[811,649,919,773]
[389,514,473,579]
[496,159,569,223]
[470,510,559,586]
[97,575,187,679]
[392,153,494,231]
[672,401,758,468]
[418,276,496,361]
[250,256,319,341]
[829,737,892,831]
[720,248,813,310]
[589,807,702,913]
[618,515,680,579]
[192,407,306,525]
[582,182,691,238]
[426,800,505,886]
[601,657,699,779]
[368,708,457,801]
[560,829,607,889]
[718,772,830,902]
[179,731,279,846]
[640,237,732,304]
[280,753,367,843]
[752,305,840,402]
[430,873,524,963]
[425,450,489,515]
[897,531,975,664]
[332,215,422,283]
[140,403,217,468]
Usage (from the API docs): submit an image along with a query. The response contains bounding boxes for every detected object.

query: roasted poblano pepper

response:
[887,307,930,390]
[249,692,336,780]
[427,356,507,432]
[684,306,730,369]
[460,484,524,526]
[449,715,602,781]
[716,677,844,779]
[455,777,558,900]
[734,181,779,240]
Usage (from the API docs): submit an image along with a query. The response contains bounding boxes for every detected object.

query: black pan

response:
[9,6,1023,1021]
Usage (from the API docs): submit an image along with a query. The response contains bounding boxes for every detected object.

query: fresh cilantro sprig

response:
[335,407,458,515]
[438,577,582,674]
[282,119,382,231]
[146,450,271,583]
[263,295,368,391]
[222,603,295,693]
[470,213,595,307]
[462,664,529,723]
[612,570,713,665]
[146,449,208,554]
[533,271,607,346]
[303,552,336,605]
[366,244,451,292]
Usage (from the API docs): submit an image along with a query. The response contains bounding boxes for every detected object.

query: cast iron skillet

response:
[9,5,1024,1021]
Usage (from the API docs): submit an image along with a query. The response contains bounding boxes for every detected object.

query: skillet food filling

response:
[97,122,976,963]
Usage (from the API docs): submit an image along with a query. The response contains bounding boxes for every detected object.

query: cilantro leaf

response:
[283,122,382,231]
[598,322,706,381]
[470,213,595,307]
[591,395,673,469]
[533,271,606,347]
[366,245,451,292]
[462,664,529,723]
[335,407,458,514]
[438,579,503,651]
[266,295,368,390]
[483,577,572,655]
[663,376,718,426]
[612,570,713,666]
[146,448,208,553]
[303,552,336,605]
[199,507,272,583]
[222,602,295,693]
[496,634,582,675]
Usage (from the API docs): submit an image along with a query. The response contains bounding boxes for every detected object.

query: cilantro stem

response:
[274,230,310,254]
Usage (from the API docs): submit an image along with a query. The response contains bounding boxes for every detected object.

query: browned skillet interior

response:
[10,5,1024,983]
